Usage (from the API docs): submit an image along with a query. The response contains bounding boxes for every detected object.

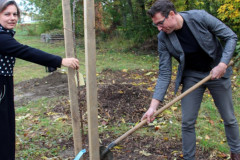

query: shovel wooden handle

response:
[113,61,233,144]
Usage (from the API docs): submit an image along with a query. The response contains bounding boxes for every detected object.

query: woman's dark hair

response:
[147,0,177,18]
[0,0,21,18]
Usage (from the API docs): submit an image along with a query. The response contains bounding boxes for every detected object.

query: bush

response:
[233,41,240,68]
[16,23,43,36]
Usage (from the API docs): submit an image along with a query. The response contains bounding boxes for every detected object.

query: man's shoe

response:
[231,153,240,160]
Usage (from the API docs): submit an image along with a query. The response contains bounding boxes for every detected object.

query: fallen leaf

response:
[164,110,172,115]
[101,121,108,125]
[114,145,123,150]
[118,90,124,94]
[220,139,226,144]
[163,137,169,141]
[54,115,68,122]
[139,150,152,156]
[46,112,58,116]
[197,136,203,140]
[205,135,210,140]
[16,113,31,121]
[145,72,153,76]
[171,107,178,111]
[24,132,28,137]
[122,69,128,72]
[209,120,214,125]
[147,87,154,91]
[151,77,157,82]
[171,150,179,154]
[105,111,111,119]
[135,121,139,126]
[121,118,125,123]
[217,153,228,158]
[155,126,160,131]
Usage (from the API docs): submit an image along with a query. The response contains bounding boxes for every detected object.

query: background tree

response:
[217,0,240,36]
[24,0,84,35]
[24,0,239,45]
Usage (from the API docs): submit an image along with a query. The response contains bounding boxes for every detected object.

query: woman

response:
[0,0,79,159]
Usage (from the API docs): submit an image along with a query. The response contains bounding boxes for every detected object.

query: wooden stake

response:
[73,0,85,148]
[62,0,83,156]
[84,0,100,159]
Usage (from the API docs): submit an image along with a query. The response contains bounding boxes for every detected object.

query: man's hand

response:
[141,107,156,123]
[62,58,79,69]
[210,62,227,80]
[141,99,160,123]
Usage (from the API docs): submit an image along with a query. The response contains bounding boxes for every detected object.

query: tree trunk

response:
[203,0,210,13]
[109,1,121,31]
[95,2,106,33]
[138,0,147,17]
[185,0,190,10]
[127,0,135,20]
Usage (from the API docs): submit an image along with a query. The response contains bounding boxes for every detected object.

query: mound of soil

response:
[14,70,227,160]
[15,72,68,106]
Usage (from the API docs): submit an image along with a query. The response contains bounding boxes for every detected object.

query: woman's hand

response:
[62,58,79,69]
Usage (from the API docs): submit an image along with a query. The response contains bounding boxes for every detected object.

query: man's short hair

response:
[147,0,177,18]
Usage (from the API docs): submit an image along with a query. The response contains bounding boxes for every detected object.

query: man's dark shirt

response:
[175,21,213,72]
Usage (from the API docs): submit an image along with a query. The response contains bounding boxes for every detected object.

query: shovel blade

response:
[100,146,113,160]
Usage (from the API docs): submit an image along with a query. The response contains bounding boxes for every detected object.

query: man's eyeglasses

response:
[152,16,167,27]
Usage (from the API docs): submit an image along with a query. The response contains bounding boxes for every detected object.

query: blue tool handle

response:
[74,149,86,160]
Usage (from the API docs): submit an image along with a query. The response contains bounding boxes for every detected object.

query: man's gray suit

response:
[152,10,240,159]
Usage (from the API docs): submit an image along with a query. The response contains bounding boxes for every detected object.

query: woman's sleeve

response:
[0,34,62,68]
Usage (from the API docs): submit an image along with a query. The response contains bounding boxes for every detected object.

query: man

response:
[141,0,240,159]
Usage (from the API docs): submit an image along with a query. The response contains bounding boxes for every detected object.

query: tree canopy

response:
[23,0,240,42]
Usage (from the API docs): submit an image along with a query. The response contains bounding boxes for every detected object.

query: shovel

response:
[100,61,233,160]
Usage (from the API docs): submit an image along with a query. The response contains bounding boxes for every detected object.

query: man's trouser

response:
[181,76,240,160]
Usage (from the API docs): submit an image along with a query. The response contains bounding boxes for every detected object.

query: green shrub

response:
[234,41,240,68]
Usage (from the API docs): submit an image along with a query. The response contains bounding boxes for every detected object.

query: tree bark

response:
[127,0,135,20]
[138,0,147,17]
